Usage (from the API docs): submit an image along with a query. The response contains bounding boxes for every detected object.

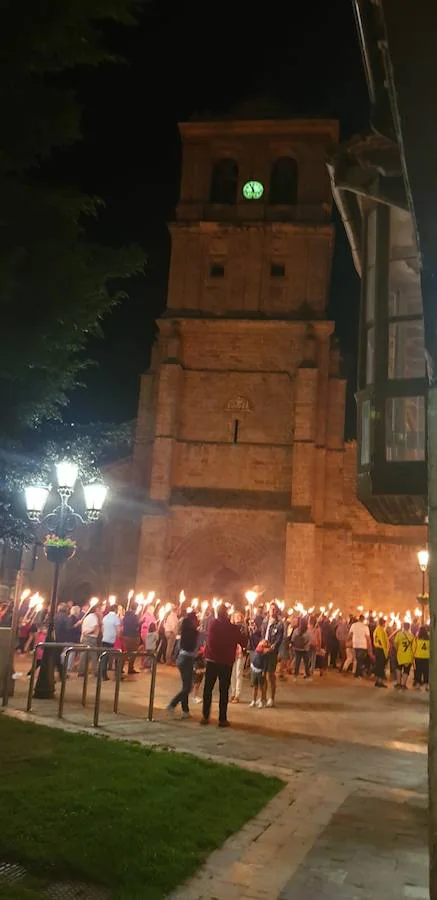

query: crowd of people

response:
[0,593,430,726]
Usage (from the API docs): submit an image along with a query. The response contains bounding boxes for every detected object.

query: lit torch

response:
[20,589,31,605]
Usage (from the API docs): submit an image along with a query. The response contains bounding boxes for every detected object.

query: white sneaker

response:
[249,700,256,707]
[256,699,264,708]
[193,697,202,704]
[266,698,274,708]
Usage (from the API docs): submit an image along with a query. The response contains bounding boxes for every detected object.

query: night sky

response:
[64,0,369,437]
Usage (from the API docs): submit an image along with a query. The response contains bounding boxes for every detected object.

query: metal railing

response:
[26,643,158,727]
[93,650,157,728]
[58,645,108,716]
[27,642,102,712]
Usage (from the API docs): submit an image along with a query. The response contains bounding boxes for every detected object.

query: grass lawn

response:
[0,716,282,899]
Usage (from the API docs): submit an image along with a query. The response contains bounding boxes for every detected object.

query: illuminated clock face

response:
[242,180,264,200]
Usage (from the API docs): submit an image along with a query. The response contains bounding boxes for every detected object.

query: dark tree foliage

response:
[0,0,146,542]
[0,0,146,431]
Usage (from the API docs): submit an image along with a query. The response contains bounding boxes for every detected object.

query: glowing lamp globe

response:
[55,460,78,490]
[418,549,429,571]
[24,485,49,518]
[83,482,108,516]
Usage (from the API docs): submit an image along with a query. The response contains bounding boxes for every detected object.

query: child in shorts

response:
[249,639,271,708]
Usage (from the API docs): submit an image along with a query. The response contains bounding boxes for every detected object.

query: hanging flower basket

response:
[44,535,76,564]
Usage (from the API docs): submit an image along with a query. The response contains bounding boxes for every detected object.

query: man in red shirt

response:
[201,604,248,727]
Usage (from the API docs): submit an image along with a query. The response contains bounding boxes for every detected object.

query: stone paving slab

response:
[277,791,427,900]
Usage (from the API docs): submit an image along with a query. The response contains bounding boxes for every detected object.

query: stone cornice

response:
[169,220,334,238]
[158,317,334,336]
[179,119,339,141]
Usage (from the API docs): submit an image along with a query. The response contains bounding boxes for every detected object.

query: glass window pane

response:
[388,320,425,379]
[366,326,375,384]
[388,283,422,317]
[360,399,371,466]
[389,208,422,316]
[385,396,425,462]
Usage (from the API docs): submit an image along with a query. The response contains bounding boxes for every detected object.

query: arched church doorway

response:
[166,525,284,601]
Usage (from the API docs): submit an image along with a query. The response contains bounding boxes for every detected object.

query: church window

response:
[210,158,239,204]
[387,207,424,381]
[232,419,240,444]
[210,262,225,278]
[385,396,425,462]
[269,157,298,205]
[270,262,285,278]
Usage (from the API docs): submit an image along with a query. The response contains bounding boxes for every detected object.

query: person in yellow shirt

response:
[373,617,389,688]
[394,621,415,690]
[413,625,430,690]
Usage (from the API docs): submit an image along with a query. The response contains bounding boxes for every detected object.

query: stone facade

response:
[129,115,426,611]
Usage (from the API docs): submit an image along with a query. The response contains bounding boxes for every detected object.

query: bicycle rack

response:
[26,643,158,728]
[93,650,157,728]
[27,643,107,713]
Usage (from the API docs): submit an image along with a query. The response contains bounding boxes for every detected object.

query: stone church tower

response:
[42,106,423,611]
[133,109,349,601]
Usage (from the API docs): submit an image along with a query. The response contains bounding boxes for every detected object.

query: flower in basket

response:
[44,534,77,549]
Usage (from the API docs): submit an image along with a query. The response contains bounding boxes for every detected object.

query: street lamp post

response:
[418,549,430,621]
[24,460,107,699]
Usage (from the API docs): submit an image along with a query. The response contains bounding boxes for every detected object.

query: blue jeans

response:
[169,653,194,712]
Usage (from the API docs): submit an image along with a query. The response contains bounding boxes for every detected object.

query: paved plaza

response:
[5,658,430,899]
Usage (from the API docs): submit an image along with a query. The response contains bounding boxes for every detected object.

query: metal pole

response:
[82,650,90,707]
[33,561,61,699]
[113,652,123,713]
[26,645,40,712]
[148,654,157,722]
[93,653,106,728]
[58,647,75,719]
[422,569,426,625]
[2,563,24,707]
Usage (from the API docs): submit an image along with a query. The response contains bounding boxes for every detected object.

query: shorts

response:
[265,652,278,674]
[250,670,265,688]
[397,663,411,675]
